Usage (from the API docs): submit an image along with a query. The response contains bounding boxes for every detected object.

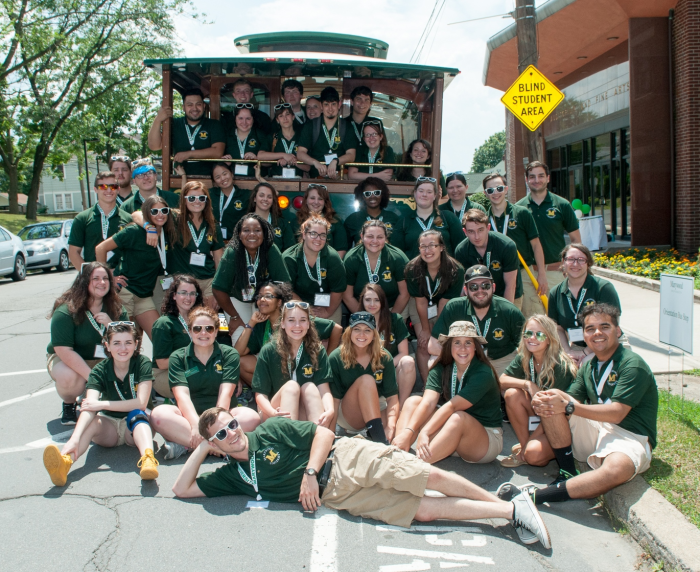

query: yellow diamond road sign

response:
[501,65,565,132]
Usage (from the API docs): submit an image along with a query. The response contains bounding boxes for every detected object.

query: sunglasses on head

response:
[192,324,216,333]
[185,195,207,203]
[110,155,131,163]
[284,301,310,310]
[523,330,548,342]
[235,103,254,109]
[96,184,120,191]
[363,189,382,198]
[132,158,151,168]
[150,207,170,216]
[467,282,492,292]
[209,418,239,442]
[416,176,437,183]
[445,171,464,177]
[274,102,292,110]
[485,185,506,195]
[307,183,327,191]
[107,321,136,329]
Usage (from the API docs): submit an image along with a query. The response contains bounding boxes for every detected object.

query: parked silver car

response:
[17,219,73,272]
[0,225,28,281]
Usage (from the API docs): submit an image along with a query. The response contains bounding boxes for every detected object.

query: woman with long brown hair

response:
[293,183,348,256]
[396,138,446,192]
[247,182,295,252]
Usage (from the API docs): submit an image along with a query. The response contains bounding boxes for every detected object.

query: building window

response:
[54,193,73,212]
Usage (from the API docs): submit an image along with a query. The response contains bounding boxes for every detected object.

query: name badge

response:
[234,164,249,176]
[314,293,331,307]
[94,345,106,359]
[106,251,114,261]
[282,167,296,178]
[242,287,255,302]
[567,328,584,343]
[221,228,227,239]
[324,153,338,165]
[190,252,206,267]
[528,416,541,431]
[427,304,438,320]
[161,276,173,290]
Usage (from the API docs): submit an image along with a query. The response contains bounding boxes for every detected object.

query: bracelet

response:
[405,427,415,434]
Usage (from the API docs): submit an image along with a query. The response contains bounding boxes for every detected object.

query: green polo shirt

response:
[343,245,408,308]
[47,304,128,360]
[116,192,133,207]
[343,115,383,147]
[548,274,622,346]
[225,128,271,177]
[486,202,539,266]
[167,216,225,280]
[454,232,523,299]
[503,354,576,392]
[169,342,240,414]
[196,417,316,502]
[212,244,290,302]
[68,204,132,262]
[425,360,502,428]
[120,189,180,215]
[282,243,347,304]
[247,317,335,355]
[568,344,658,448]
[172,117,226,177]
[268,131,304,177]
[151,313,191,368]
[344,209,401,247]
[111,224,163,298]
[209,186,251,241]
[353,145,395,174]
[252,343,332,398]
[383,313,409,358]
[391,208,464,260]
[432,296,525,360]
[265,214,296,252]
[86,355,153,419]
[297,117,357,178]
[515,191,579,264]
[328,347,398,400]
[405,264,465,303]
[439,198,486,220]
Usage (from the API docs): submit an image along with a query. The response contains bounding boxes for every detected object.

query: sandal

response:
[500,452,527,468]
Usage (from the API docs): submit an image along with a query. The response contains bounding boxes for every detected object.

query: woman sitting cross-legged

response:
[393,321,503,465]
[43,322,159,487]
[499,314,578,468]
[150,306,260,460]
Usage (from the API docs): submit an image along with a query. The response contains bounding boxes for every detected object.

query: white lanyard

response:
[236,130,249,158]
[303,250,323,292]
[237,456,262,501]
[417,215,435,232]
[364,251,381,284]
[457,200,468,223]
[96,204,116,241]
[352,121,361,142]
[219,190,235,224]
[113,373,136,401]
[156,231,167,274]
[593,360,615,403]
[245,249,259,286]
[367,215,383,222]
[451,362,469,399]
[187,221,206,253]
[367,148,379,174]
[136,189,159,208]
[322,124,338,151]
[566,287,587,326]
[281,136,296,155]
[185,122,202,150]
[476,251,491,270]
[425,276,441,305]
[471,316,491,339]
[86,311,105,336]
[287,342,304,381]
[177,315,192,340]
[116,195,124,206]
[490,214,510,236]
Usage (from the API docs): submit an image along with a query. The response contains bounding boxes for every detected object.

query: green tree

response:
[470,131,506,173]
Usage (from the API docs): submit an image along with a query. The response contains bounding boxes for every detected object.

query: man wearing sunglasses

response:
[429,265,525,377]
[119,158,180,215]
[342,86,383,147]
[68,171,133,269]
[172,409,551,549]
[148,87,226,177]
[108,155,134,206]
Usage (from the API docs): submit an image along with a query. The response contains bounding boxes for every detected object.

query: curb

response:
[592,266,700,304]
[604,477,700,571]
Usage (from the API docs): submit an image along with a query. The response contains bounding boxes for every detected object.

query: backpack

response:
[311,116,346,149]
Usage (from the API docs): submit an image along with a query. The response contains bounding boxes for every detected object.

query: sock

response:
[552,445,577,476]
[531,480,571,505]
[365,418,388,444]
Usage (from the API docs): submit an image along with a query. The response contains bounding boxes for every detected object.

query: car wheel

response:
[57,250,70,272]
[10,255,26,281]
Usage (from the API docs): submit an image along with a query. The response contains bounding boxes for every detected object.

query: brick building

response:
[483,0,698,252]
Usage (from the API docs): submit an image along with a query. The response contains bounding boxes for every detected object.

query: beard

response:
[468,292,493,309]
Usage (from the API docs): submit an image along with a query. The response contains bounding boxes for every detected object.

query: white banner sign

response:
[659,273,694,354]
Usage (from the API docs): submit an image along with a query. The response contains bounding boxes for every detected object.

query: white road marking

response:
[246,501,269,509]
[310,507,338,572]
[425,535,452,546]
[0,386,54,409]
[0,368,46,378]
[439,564,469,569]
[377,547,493,564]
[379,560,431,572]
[377,525,482,534]
[460,537,487,547]
[0,429,73,455]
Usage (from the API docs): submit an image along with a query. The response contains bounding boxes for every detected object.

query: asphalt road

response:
[0,270,651,572]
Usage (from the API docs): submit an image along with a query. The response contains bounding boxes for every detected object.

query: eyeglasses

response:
[255,293,278,301]
[416,176,437,183]
[364,132,380,139]
[107,321,136,329]
[185,195,208,203]
[176,290,199,298]
[110,155,131,163]
[305,230,327,241]
[418,243,440,251]
[192,324,216,333]
[150,207,170,216]
[235,103,254,109]
[307,183,327,191]
[363,190,382,198]
[523,330,548,342]
[284,301,310,310]
[274,103,292,110]
[564,257,587,265]
[135,171,156,179]
[445,171,464,177]
[485,186,506,195]
[209,418,239,442]
[96,184,120,191]
[467,282,492,292]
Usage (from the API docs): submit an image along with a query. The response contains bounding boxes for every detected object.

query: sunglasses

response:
[284,301,310,310]
[274,103,292,110]
[485,185,506,195]
[107,321,136,329]
[445,171,464,177]
[416,176,437,183]
[467,282,492,292]
[235,103,254,109]
[349,312,375,328]
[110,155,131,163]
[96,184,120,191]
[192,325,216,333]
[363,190,382,198]
[132,158,151,168]
[150,207,170,216]
[523,330,548,342]
[209,418,239,442]
[307,183,327,191]
[185,195,208,203]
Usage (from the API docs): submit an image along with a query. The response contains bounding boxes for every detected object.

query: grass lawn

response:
[0,212,57,235]
[643,390,700,528]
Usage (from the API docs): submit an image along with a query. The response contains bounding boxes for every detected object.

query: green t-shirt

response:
[172,116,226,177]
[343,245,408,308]
[296,117,357,178]
[503,354,576,392]
[168,342,240,415]
[247,317,335,355]
[68,204,132,263]
[439,198,486,221]
[568,344,658,448]
[344,209,401,247]
[282,243,347,304]
[151,313,191,368]
[212,244,291,302]
[425,360,502,428]
[209,186,251,241]
[353,145,395,174]
[382,313,409,358]
[47,304,128,360]
[405,264,465,303]
[225,128,271,177]
[85,355,153,419]
[167,216,225,280]
[328,347,398,400]
[111,224,163,298]
[454,231,523,299]
[268,131,304,177]
[196,417,316,502]
[515,191,579,264]
[119,189,180,215]
[391,208,464,260]
[252,342,332,398]
[486,202,539,266]
[432,296,525,360]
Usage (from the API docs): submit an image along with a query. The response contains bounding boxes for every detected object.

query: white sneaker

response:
[511,491,551,549]
[163,440,188,461]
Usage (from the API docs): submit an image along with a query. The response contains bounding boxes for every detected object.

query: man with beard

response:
[428,265,525,376]
[108,155,133,206]
[148,88,226,177]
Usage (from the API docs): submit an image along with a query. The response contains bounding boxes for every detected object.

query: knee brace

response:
[126,409,149,432]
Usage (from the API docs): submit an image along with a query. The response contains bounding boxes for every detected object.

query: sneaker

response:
[496,481,520,502]
[43,444,73,486]
[137,448,159,480]
[511,491,551,549]
[549,469,577,487]
[162,440,188,461]
[60,402,78,425]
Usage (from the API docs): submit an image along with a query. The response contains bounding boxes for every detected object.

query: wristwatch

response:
[305,467,318,477]
[565,401,576,415]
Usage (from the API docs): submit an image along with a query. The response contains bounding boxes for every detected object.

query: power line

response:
[410,0,443,64]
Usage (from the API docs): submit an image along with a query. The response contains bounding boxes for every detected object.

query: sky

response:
[171,0,544,173]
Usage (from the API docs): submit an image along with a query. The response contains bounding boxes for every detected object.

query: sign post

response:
[501,65,565,132]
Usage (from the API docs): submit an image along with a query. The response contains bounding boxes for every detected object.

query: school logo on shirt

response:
[302,364,314,378]
[491,261,502,271]
[248,139,257,149]
[584,298,596,307]
[434,221,445,229]
[385,223,393,230]
[374,370,384,383]
[334,135,341,144]
[389,334,396,345]
[198,131,209,140]
[546,208,557,218]
[492,329,505,340]
[508,220,517,229]
[118,223,127,231]
[320,268,327,279]
[262,447,281,465]
[214,360,223,373]
[207,234,214,243]
[607,371,618,386]
[274,227,282,237]
[234,200,243,210]
[382,270,392,282]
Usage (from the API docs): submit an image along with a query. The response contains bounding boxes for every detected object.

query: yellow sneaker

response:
[138,448,159,480]
[43,444,73,486]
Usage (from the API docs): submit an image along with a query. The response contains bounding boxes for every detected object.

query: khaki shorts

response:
[98,414,133,447]
[513,296,523,311]
[408,298,437,334]
[458,426,503,464]
[46,353,101,380]
[152,367,173,398]
[337,396,387,432]
[119,287,157,318]
[489,349,518,378]
[569,415,652,478]
[197,277,214,299]
[520,267,565,319]
[321,436,431,528]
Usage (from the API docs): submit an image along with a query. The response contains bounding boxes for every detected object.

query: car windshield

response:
[18,224,62,240]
